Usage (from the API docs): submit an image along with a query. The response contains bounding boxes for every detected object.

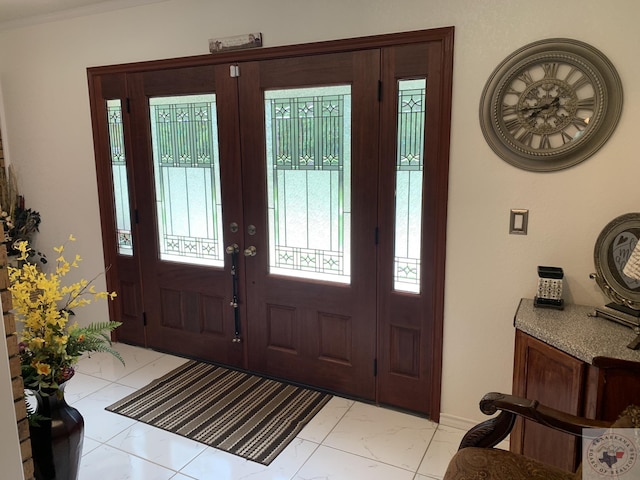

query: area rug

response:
[105,360,332,465]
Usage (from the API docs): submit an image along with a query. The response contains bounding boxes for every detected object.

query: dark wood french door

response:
[88,28,453,418]
[237,51,379,398]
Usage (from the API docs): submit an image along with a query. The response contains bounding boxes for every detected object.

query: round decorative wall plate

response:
[592,212,640,310]
[479,38,623,172]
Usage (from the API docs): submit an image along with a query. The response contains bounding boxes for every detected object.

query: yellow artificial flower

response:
[28,337,45,350]
[9,236,122,394]
[34,362,52,376]
[56,261,71,275]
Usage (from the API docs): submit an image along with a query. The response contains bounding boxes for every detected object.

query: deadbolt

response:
[247,224,257,235]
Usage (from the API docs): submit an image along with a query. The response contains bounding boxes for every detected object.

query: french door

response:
[88,28,453,417]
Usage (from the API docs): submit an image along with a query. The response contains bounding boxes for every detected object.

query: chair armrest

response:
[458,392,611,450]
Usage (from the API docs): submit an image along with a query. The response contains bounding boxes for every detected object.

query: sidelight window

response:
[394,79,426,293]
[106,99,133,256]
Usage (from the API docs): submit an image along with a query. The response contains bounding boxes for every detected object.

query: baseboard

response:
[438,413,510,449]
[438,413,478,431]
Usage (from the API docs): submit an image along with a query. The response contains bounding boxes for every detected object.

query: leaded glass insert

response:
[106,99,133,256]
[149,95,224,267]
[265,86,351,283]
[394,79,426,293]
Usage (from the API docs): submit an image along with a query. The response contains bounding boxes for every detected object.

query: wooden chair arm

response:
[459,392,611,450]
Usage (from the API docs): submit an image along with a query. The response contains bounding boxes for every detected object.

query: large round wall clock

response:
[479,38,623,171]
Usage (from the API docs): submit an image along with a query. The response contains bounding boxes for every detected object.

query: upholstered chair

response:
[444,392,640,480]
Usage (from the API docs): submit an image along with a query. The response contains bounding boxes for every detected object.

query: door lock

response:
[244,246,257,257]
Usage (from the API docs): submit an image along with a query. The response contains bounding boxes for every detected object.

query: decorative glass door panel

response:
[394,79,426,293]
[264,86,352,283]
[149,95,225,267]
[106,99,133,256]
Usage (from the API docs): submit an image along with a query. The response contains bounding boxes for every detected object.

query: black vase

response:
[29,383,84,480]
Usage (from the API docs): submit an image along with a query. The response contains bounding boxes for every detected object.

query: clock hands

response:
[519,96,560,118]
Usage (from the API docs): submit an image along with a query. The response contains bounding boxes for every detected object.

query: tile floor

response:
[66,343,466,480]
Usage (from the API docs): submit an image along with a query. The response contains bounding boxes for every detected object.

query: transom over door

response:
[88,27,453,418]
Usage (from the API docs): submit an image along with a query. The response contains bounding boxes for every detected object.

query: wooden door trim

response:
[87,28,454,76]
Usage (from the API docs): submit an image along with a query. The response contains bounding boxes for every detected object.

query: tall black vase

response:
[29,383,84,480]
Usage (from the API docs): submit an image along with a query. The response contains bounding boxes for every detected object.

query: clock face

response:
[480,39,622,171]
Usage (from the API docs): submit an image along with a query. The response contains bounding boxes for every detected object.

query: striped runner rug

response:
[105,360,332,465]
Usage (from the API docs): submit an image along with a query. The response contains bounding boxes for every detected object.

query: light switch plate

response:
[510,209,528,235]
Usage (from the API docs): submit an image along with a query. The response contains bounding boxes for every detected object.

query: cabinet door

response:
[585,357,640,422]
[512,330,586,472]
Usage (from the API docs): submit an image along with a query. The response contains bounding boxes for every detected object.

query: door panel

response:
[377,42,451,415]
[238,51,379,398]
[128,66,246,366]
[92,74,146,346]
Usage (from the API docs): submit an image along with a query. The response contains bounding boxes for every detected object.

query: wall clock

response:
[479,38,623,171]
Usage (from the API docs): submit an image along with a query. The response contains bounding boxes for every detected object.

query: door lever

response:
[244,246,257,257]
[225,243,242,342]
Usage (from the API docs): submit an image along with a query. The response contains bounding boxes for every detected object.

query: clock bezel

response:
[479,38,623,172]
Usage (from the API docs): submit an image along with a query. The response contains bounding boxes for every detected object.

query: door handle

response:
[225,244,239,254]
[244,246,257,257]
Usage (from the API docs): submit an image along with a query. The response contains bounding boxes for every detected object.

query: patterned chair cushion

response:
[443,447,574,480]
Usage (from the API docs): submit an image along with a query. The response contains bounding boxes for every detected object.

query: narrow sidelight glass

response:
[394,79,426,293]
[106,99,133,256]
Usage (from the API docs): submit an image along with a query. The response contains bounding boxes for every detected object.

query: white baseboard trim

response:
[438,413,478,431]
[438,413,510,450]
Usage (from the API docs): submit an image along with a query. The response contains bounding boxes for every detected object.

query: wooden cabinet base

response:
[512,330,640,472]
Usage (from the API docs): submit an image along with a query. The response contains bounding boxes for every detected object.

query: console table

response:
[511,298,640,472]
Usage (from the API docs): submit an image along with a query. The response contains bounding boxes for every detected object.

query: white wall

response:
[0,0,638,425]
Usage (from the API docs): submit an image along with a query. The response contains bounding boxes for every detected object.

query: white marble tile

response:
[323,401,437,471]
[73,383,138,442]
[297,395,353,443]
[67,343,468,480]
[107,422,207,471]
[293,445,415,480]
[117,354,190,389]
[78,444,176,480]
[81,437,101,456]
[417,425,466,479]
[180,438,318,480]
[76,343,164,381]
[64,372,111,404]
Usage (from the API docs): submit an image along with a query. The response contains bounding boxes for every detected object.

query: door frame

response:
[87,27,454,421]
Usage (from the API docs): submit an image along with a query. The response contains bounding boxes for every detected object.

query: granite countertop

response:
[514,298,640,365]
